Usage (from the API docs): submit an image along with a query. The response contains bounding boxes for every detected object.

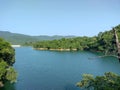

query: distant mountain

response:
[34,35,76,40]
[0,31,76,45]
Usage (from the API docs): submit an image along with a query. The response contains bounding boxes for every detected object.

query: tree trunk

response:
[113,28,120,62]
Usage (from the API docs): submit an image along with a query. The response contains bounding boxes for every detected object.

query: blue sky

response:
[0,0,120,36]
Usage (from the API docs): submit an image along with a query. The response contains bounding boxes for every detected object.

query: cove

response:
[1,47,120,90]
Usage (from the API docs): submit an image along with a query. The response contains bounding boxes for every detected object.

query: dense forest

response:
[33,25,120,55]
[0,38,17,87]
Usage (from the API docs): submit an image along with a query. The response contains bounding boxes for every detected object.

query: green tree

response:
[6,67,17,83]
[0,38,17,87]
[76,72,120,90]
[33,24,120,57]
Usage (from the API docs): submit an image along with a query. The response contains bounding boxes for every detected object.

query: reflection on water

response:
[1,82,16,90]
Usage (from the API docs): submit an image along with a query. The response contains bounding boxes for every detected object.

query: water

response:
[1,47,120,90]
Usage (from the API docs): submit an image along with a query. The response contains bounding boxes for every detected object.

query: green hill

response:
[33,24,120,55]
[0,31,75,45]
[0,31,37,45]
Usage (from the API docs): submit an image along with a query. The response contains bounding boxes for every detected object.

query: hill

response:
[33,24,120,55]
[0,31,75,45]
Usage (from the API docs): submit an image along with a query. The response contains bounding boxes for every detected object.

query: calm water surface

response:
[2,47,120,90]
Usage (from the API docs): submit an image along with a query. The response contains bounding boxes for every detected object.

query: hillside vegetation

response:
[0,31,75,45]
[33,24,120,55]
[76,72,120,90]
[0,38,17,87]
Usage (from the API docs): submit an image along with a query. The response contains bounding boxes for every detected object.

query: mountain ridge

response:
[0,31,76,45]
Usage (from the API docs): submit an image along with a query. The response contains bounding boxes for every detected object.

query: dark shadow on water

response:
[1,82,16,90]
[64,84,80,90]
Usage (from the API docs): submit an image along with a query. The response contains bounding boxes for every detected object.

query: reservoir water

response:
[1,47,120,90]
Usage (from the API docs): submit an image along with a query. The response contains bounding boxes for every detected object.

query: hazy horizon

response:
[0,0,120,36]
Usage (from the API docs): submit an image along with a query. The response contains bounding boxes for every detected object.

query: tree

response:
[76,72,120,90]
[0,38,17,87]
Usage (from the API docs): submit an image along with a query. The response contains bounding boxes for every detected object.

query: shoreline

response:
[34,48,78,51]
[33,48,104,54]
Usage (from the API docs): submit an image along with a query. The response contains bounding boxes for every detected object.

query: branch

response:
[88,55,118,60]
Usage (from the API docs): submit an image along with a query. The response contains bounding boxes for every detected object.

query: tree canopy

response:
[33,25,120,55]
[76,72,120,90]
[0,38,17,87]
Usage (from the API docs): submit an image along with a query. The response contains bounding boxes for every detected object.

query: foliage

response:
[0,38,15,65]
[33,37,96,50]
[33,24,120,55]
[76,72,120,90]
[0,38,17,87]
[0,31,75,45]
[0,60,8,80]
[6,67,17,83]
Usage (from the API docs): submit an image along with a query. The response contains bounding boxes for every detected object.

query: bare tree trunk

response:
[113,28,120,62]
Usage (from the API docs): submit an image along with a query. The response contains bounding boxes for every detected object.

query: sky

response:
[0,0,120,36]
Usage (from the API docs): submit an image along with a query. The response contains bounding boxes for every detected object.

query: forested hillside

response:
[0,31,37,45]
[0,38,17,87]
[0,31,75,45]
[33,25,120,55]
